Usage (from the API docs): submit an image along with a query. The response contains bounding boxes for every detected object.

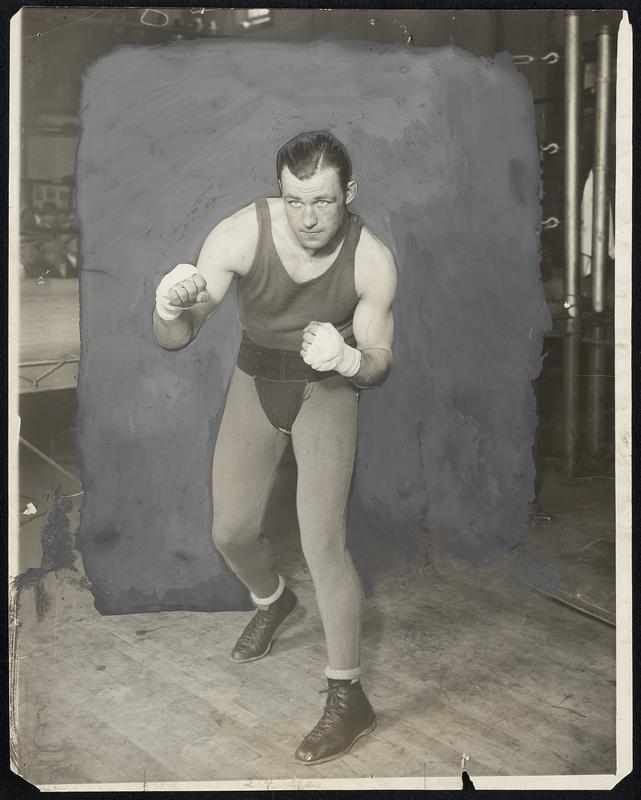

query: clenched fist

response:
[300,321,362,377]
[155,263,211,321]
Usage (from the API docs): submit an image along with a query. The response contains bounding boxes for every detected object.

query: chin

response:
[298,234,329,249]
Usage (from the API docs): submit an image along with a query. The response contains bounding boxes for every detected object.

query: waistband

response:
[237,332,337,382]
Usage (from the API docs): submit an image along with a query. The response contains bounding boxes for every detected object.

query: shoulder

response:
[200,201,260,276]
[354,225,397,298]
[356,226,397,272]
[211,196,280,244]
[214,201,259,237]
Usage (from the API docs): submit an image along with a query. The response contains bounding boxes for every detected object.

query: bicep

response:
[195,223,240,307]
[191,209,256,328]
[352,297,394,351]
[352,256,397,351]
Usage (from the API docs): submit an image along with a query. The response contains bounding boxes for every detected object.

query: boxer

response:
[153,131,396,765]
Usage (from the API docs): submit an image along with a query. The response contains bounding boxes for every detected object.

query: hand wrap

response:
[301,322,362,378]
[155,263,201,321]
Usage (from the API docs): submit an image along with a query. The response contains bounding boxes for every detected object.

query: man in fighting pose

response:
[152,131,397,765]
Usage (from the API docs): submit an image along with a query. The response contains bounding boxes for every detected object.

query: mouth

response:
[301,231,321,237]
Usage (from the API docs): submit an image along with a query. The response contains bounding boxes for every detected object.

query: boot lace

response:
[305,686,346,741]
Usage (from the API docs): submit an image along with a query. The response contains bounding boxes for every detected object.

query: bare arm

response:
[349,231,397,388]
[152,204,257,350]
[152,305,196,351]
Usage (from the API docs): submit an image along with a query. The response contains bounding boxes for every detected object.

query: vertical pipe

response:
[591,25,613,313]
[563,11,582,318]
[563,317,581,476]
[586,324,607,458]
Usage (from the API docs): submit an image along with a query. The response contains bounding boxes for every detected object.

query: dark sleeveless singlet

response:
[235,197,362,433]
[237,197,361,352]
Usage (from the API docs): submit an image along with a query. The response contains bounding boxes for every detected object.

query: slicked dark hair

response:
[276,131,352,191]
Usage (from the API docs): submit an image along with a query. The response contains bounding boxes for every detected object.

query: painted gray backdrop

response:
[76,39,551,614]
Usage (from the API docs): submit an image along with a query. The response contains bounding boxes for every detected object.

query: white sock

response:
[250,575,285,608]
[325,665,361,682]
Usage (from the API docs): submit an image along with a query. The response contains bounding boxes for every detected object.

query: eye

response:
[288,200,303,207]
[316,200,330,207]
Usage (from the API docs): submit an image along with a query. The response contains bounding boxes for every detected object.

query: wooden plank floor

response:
[11,462,616,787]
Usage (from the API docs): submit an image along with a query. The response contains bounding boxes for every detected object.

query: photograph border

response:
[6,5,634,792]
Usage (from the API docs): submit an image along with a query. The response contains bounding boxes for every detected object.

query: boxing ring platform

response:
[19,278,82,490]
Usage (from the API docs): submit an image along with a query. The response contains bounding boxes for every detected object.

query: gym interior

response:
[12,8,626,787]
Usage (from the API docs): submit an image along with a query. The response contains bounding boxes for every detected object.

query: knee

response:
[300,530,347,573]
[212,517,250,559]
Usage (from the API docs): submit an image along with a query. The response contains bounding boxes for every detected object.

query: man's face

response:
[279,165,357,251]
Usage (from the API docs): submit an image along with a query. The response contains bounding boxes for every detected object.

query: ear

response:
[345,179,358,206]
[277,178,282,195]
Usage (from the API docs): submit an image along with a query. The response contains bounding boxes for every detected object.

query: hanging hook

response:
[512,54,535,66]
[541,51,561,65]
[513,52,560,66]
[540,142,560,155]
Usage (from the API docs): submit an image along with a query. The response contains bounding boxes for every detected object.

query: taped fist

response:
[155,263,211,321]
[301,321,362,377]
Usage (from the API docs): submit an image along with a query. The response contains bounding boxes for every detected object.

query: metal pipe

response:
[19,437,83,488]
[19,357,80,368]
[563,11,582,318]
[586,324,608,458]
[563,318,581,476]
[591,25,613,313]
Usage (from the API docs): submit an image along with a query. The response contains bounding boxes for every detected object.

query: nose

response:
[302,206,317,229]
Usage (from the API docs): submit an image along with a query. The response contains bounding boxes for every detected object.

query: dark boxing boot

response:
[294,678,377,765]
[231,586,298,663]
